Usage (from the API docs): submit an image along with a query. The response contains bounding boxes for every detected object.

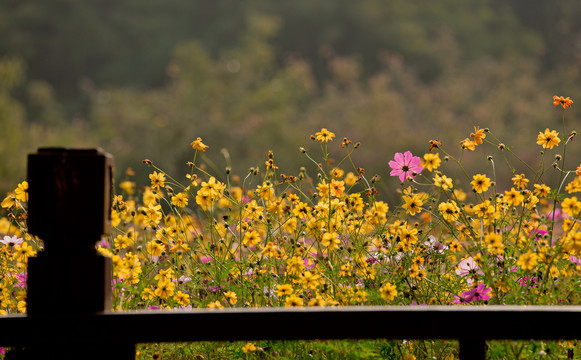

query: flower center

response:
[402,166,409,172]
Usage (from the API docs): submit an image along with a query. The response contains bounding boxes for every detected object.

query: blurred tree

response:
[1,0,581,196]
[0,56,91,193]
[0,0,248,113]
[87,13,317,182]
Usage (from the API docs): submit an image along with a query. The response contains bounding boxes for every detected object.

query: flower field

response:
[2,97,581,358]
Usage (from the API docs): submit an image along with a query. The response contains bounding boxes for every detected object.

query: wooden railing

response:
[2,305,581,359]
[1,148,579,359]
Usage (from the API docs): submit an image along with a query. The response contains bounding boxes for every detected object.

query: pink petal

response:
[388,160,400,171]
[409,156,421,167]
[393,152,404,165]
[411,165,423,174]
[390,169,404,177]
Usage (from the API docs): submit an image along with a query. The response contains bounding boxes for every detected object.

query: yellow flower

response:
[242,343,257,353]
[154,278,176,299]
[344,172,358,186]
[471,174,491,193]
[402,194,423,216]
[321,232,340,251]
[533,184,551,198]
[511,173,529,189]
[224,291,238,305]
[330,180,345,197]
[314,128,335,143]
[286,256,305,276]
[517,252,538,271]
[114,235,133,250]
[285,294,304,307]
[243,230,262,247]
[434,174,453,191]
[146,240,165,257]
[189,137,209,151]
[261,241,281,258]
[485,233,504,255]
[449,240,462,252]
[438,200,460,222]
[14,181,28,202]
[460,138,476,151]
[143,187,157,206]
[308,294,327,307]
[207,300,224,309]
[145,203,163,224]
[12,242,36,262]
[422,153,441,172]
[562,197,581,217]
[330,168,344,178]
[504,187,524,206]
[149,171,166,190]
[141,288,155,300]
[119,181,135,195]
[299,271,323,290]
[276,284,294,296]
[256,183,275,200]
[379,282,398,301]
[566,177,581,193]
[454,189,467,201]
[173,291,190,306]
[17,300,26,313]
[196,188,214,210]
[536,128,560,149]
[171,193,189,207]
[1,195,15,209]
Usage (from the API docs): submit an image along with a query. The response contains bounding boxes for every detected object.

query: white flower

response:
[455,257,484,277]
[0,235,23,247]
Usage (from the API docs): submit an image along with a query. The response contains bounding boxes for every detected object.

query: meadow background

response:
[0,0,581,195]
[3,2,581,359]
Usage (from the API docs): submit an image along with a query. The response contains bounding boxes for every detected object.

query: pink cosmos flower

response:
[424,235,447,254]
[14,272,27,288]
[97,238,110,249]
[519,277,538,287]
[455,257,484,277]
[570,255,581,266]
[530,229,548,240]
[303,258,315,270]
[453,283,491,304]
[389,151,423,183]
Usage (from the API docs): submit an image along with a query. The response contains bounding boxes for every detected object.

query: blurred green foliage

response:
[1,0,581,195]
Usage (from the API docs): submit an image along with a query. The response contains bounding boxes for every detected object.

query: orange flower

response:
[428,140,442,153]
[460,138,475,151]
[553,95,573,109]
[470,126,486,145]
[190,137,209,151]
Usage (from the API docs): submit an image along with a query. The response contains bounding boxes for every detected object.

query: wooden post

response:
[17,148,134,359]
[459,338,487,360]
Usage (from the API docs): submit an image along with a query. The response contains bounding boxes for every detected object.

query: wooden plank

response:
[1,305,580,347]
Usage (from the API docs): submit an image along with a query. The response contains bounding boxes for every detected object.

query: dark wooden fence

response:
[3,305,581,359]
[1,148,579,359]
